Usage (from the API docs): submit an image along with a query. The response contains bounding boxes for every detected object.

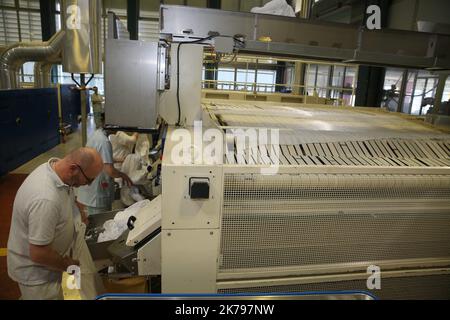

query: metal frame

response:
[160,5,450,70]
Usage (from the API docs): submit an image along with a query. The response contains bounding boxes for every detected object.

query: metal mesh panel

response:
[220,173,450,271]
[218,274,450,300]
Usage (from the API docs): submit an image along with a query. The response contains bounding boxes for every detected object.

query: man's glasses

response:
[74,164,95,185]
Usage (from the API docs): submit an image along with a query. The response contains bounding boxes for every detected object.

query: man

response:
[77,114,133,217]
[7,148,104,300]
[91,86,104,129]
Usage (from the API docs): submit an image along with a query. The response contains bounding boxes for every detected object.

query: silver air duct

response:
[61,0,102,74]
[0,30,65,90]
[34,56,62,88]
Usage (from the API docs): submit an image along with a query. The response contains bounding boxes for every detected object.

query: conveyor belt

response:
[226,138,450,167]
[203,101,450,167]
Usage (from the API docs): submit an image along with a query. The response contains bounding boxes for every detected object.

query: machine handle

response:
[127,216,137,230]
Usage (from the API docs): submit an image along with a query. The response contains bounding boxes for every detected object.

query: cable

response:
[175,35,215,126]
[175,34,242,126]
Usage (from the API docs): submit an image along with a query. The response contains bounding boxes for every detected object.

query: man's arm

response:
[103,163,133,186]
[29,244,79,272]
[75,200,89,225]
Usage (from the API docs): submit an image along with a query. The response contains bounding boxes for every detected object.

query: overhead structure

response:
[160,5,450,70]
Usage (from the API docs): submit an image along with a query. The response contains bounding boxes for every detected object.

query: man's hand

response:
[29,244,80,272]
[81,211,89,225]
[120,172,133,187]
[63,256,80,270]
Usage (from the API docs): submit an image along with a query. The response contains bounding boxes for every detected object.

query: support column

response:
[355,0,390,107]
[40,0,58,84]
[207,0,221,9]
[292,62,305,95]
[275,61,286,93]
[396,69,408,113]
[127,0,140,40]
[40,0,56,41]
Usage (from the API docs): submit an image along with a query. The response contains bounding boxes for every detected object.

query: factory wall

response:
[0,89,59,176]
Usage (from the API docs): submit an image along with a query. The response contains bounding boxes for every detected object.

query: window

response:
[236,69,256,91]
[256,69,276,92]
[217,67,235,90]
[0,0,41,45]
[139,10,159,42]
[305,62,357,105]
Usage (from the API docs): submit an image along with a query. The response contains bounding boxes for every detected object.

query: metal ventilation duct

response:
[0,31,65,90]
[60,0,102,74]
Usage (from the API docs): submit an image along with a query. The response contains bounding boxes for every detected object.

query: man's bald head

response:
[55,147,104,187]
[66,148,103,172]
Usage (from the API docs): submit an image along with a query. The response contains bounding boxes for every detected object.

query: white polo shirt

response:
[7,159,75,286]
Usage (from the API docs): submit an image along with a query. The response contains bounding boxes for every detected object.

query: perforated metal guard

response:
[218,274,450,300]
[220,173,450,271]
[208,101,450,297]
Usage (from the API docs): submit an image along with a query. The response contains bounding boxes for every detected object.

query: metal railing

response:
[202,79,355,106]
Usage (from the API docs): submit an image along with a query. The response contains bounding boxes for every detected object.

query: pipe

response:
[0,30,65,89]
[34,56,62,88]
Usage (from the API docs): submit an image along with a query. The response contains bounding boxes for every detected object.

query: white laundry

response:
[121,154,148,185]
[135,134,151,165]
[97,200,151,243]
[251,0,295,17]
[120,153,150,206]
[110,131,137,163]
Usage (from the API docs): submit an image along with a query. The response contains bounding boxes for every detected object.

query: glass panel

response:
[21,61,34,83]
[1,9,20,44]
[256,69,276,93]
[343,66,356,106]
[217,67,235,90]
[315,64,330,98]
[138,19,159,42]
[402,71,416,114]
[19,11,42,41]
[0,0,15,7]
[410,78,426,115]
[236,68,255,91]
[19,0,40,9]
[305,64,317,96]
[383,68,404,90]
[443,77,450,103]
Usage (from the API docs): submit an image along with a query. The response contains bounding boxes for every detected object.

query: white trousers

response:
[19,281,64,300]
